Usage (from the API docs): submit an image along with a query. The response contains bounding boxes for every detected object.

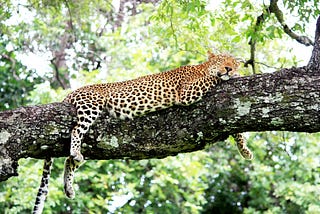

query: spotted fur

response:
[232,133,253,160]
[33,52,253,213]
[33,157,53,214]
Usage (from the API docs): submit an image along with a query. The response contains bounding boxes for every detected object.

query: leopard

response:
[32,51,253,214]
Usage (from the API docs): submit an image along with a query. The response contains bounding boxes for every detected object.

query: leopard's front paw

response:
[240,148,254,160]
[64,183,75,199]
[64,157,76,199]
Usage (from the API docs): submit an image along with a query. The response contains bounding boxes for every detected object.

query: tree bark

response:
[1,17,320,182]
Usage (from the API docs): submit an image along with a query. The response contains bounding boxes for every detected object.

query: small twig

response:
[255,61,281,70]
[247,5,269,74]
[169,5,178,47]
[243,59,280,71]
[63,0,77,43]
[50,57,68,90]
[1,53,20,80]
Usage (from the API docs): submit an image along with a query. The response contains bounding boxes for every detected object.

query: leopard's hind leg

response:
[232,133,253,160]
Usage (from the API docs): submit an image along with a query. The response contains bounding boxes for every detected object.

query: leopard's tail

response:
[33,157,53,214]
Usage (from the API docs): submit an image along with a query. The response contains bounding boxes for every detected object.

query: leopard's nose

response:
[225,67,232,73]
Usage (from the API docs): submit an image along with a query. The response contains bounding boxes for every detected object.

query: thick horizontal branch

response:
[0,66,319,181]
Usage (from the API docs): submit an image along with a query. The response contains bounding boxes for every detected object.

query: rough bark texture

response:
[1,17,320,182]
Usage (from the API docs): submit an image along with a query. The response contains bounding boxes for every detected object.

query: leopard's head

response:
[207,51,240,80]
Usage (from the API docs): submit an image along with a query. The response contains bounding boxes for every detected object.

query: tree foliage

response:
[0,40,43,110]
[0,0,320,213]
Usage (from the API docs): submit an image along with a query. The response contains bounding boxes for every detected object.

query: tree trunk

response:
[1,17,320,182]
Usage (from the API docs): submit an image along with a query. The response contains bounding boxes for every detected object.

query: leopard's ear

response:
[207,51,216,59]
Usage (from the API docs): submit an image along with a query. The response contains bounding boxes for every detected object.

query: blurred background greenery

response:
[0,0,319,213]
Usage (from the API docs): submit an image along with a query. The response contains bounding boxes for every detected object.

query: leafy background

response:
[0,0,319,213]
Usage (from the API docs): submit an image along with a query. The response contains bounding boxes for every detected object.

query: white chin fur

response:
[221,75,230,81]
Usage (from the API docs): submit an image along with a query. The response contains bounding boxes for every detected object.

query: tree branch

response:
[245,2,270,74]
[308,16,320,70]
[1,66,319,181]
[245,9,268,73]
[270,0,314,46]
[245,0,314,73]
